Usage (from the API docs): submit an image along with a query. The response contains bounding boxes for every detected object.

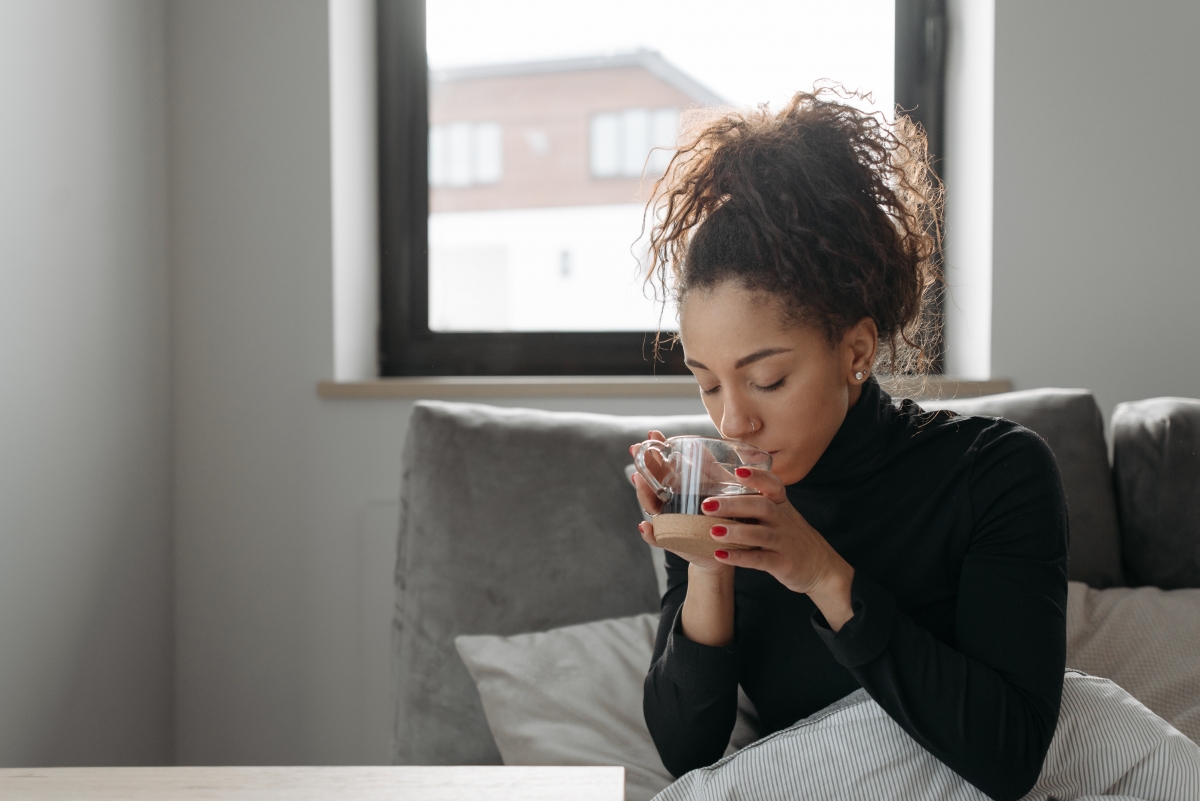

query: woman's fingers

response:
[638,521,658,547]
[713,546,780,572]
[709,521,774,550]
[700,493,773,521]
[648,429,666,442]
[631,472,665,515]
[733,465,787,503]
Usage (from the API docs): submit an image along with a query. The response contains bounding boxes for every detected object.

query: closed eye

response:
[700,385,721,397]
[754,377,786,392]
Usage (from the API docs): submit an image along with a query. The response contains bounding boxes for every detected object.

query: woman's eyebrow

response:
[684,348,793,372]
[734,347,793,368]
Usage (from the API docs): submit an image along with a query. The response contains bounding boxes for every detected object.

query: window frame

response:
[895,0,948,373]
[377,0,944,377]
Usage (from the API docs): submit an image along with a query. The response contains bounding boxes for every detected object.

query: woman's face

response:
[678,281,878,485]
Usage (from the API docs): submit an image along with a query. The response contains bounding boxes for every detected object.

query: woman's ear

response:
[844,317,879,380]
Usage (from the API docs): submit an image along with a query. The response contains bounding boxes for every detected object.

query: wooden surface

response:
[0,766,625,800]
[318,375,1012,400]
[653,514,752,558]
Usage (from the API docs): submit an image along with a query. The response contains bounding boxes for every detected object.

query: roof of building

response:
[430,49,726,106]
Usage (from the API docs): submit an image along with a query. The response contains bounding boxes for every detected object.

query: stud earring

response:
[855,371,866,381]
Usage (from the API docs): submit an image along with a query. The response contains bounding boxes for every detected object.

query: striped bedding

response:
[654,671,1200,801]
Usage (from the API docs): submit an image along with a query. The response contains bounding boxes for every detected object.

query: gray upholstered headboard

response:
[393,401,716,765]
[1112,396,1200,588]
[392,389,1127,765]
[920,388,1124,588]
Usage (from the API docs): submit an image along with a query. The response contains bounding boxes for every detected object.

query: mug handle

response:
[633,440,673,503]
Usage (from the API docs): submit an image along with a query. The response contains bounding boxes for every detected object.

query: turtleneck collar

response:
[796,376,901,486]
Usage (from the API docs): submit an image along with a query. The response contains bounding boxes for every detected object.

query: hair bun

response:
[646,87,943,375]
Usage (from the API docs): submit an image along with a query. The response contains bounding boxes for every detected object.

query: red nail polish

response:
[714,550,729,559]
[701,499,719,512]
[735,467,752,478]
[711,525,727,537]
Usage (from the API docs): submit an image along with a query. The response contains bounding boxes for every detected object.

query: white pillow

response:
[455,613,760,801]
[1066,580,1200,743]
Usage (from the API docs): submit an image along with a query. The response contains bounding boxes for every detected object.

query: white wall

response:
[992,0,1200,419]
[0,0,173,766]
[330,0,380,382]
[942,0,994,380]
[169,0,707,765]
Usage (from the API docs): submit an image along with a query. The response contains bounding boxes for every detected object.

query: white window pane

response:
[446,122,473,187]
[428,243,508,331]
[620,108,651,177]
[430,205,660,331]
[428,125,448,187]
[652,108,679,147]
[647,107,679,174]
[590,113,619,177]
[473,122,503,184]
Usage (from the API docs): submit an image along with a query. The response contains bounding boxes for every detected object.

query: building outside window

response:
[427,52,722,332]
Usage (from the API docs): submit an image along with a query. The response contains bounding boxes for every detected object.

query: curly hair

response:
[645,87,944,374]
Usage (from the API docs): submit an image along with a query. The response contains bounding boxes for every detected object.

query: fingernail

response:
[631,474,636,484]
[735,467,752,478]
[711,525,727,537]
[701,499,720,512]
[638,522,645,533]
[714,550,729,559]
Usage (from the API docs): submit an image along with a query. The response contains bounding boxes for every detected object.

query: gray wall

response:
[167,0,706,765]
[992,0,1200,419]
[0,0,173,765]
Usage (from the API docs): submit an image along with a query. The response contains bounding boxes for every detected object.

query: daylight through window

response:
[425,0,894,334]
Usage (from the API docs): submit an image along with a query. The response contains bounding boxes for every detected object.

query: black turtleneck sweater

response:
[643,379,1069,801]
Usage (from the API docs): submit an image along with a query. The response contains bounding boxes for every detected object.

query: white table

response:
[0,766,625,800]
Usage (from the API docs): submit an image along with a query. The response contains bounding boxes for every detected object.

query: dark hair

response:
[645,87,943,374]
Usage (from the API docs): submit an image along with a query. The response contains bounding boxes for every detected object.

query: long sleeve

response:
[643,551,740,777]
[812,426,1069,801]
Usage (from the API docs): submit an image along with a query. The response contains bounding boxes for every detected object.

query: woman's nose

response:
[720,409,755,440]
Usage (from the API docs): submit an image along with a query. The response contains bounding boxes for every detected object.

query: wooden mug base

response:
[651,514,751,559]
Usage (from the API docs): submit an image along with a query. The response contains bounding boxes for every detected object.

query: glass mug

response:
[632,436,773,558]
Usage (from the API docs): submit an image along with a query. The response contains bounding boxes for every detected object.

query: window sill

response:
[317,376,1012,400]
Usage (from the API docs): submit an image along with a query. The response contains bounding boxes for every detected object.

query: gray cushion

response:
[393,401,716,765]
[1112,398,1200,588]
[920,389,1124,588]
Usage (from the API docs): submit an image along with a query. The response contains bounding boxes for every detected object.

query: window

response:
[590,108,679,179]
[429,122,503,187]
[377,0,943,376]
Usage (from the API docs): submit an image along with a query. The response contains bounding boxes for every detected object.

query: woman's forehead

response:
[679,286,826,367]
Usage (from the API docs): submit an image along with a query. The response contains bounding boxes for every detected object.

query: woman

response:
[631,90,1068,801]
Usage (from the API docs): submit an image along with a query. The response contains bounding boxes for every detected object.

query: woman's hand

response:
[702,467,857,631]
[629,431,729,577]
